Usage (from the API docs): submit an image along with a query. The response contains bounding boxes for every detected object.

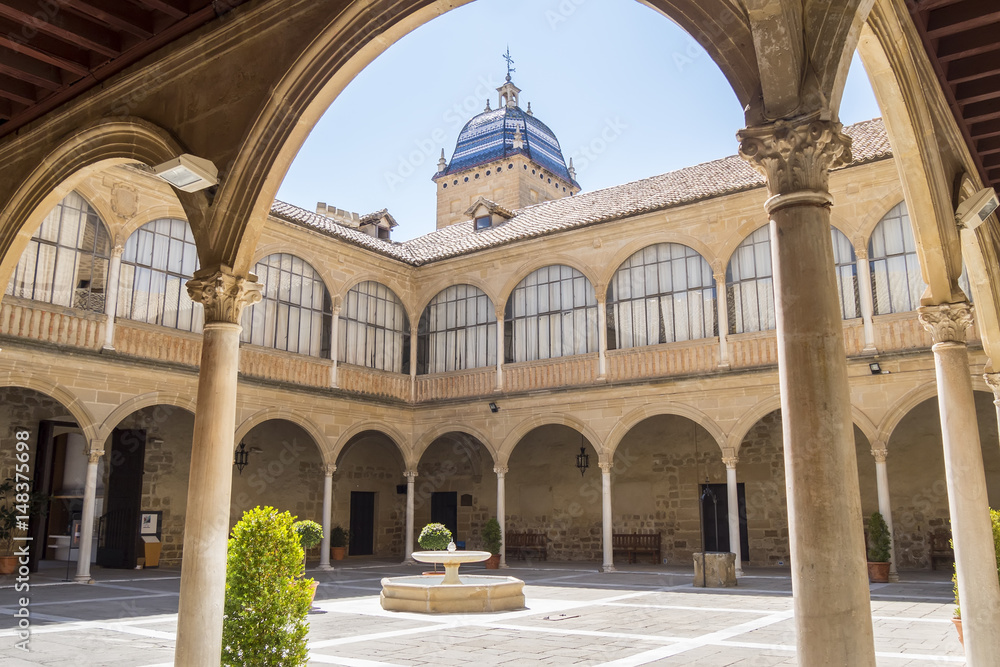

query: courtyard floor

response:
[1,559,963,666]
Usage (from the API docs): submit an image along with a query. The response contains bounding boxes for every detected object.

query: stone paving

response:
[0,560,964,666]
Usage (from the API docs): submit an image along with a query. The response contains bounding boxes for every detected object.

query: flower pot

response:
[308,580,320,607]
[0,555,16,575]
[485,554,500,569]
[867,561,890,583]
[952,617,963,646]
[331,546,346,561]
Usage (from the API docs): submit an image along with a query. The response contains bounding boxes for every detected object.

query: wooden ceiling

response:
[0,0,249,138]
[910,0,1000,191]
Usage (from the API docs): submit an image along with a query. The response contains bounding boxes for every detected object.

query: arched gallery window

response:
[5,191,111,313]
[868,202,924,315]
[417,284,496,374]
[241,253,332,357]
[607,243,716,349]
[504,265,597,363]
[338,281,409,373]
[831,227,860,320]
[117,218,202,332]
[726,226,775,334]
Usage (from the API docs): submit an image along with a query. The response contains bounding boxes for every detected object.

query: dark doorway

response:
[97,429,146,568]
[699,483,749,560]
[349,491,376,556]
[431,491,458,541]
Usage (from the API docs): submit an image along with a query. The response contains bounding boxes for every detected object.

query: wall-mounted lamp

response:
[576,446,589,476]
[488,402,499,413]
[234,441,251,475]
[153,154,219,192]
[956,187,999,230]
[869,362,881,375]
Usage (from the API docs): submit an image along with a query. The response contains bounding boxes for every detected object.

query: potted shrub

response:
[223,506,313,666]
[418,523,452,574]
[952,509,1000,646]
[329,525,349,561]
[0,478,48,575]
[866,511,891,583]
[293,520,323,606]
[482,518,502,569]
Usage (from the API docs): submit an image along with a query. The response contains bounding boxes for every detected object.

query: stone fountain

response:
[380,543,525,613]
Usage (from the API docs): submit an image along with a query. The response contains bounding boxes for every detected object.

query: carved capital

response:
[186,265,262,324]
[332,294,343,317]
[917,302,974,344]
[322,464,337,476]
[870,448,888,464]
[87,450,104,464]
[598,461,613,473]
[984,372,1000,398]
[722,456,739,469]
[852,237,868,260]
[495,304,506,321]
[404,470,418,481]
[493,465,508,477]
[110,244,124,259]
[738,118,851,205]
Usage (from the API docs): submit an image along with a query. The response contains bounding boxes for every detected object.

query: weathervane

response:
[503,46,515,80]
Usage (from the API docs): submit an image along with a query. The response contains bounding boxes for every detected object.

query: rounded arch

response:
[116,205,192,246]
[726,394,782,454]
[499,255,601,302]
[602,235,721,289]
[855,191,907,245]
[606,403,726,459]
[414,278,500,317]
[412,423,497,465]
[498,413,605,464]
[332,420,410,468]
[718,219,771,269]
[850,406,879,449]
[336,275,412,317]
[0,373,99,443]
[96,391,198,445]
[70,182,120,241]
[0,118,193,290]
[234,408,332,464]
[877,383,940,446]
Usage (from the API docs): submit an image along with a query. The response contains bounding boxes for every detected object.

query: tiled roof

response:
[271,118,891,267]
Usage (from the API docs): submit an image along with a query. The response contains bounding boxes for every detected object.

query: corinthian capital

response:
[870,448,888,464]
[737,117,852,204]
[186,265,263,324]
[917,302,974,344]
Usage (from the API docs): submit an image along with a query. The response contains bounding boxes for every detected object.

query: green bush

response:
[223,506,313,666]
[293,520,323,550]
[866,511,891,563]
[418,522,452,550]
[481,518,502,555]
[330,525,349,548]
[954,509,1000,619]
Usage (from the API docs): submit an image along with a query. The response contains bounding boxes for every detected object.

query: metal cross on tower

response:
[503,46,515,79]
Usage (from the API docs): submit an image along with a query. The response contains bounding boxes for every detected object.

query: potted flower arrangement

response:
[481,518,502,569]
[293,520,323,606]
[0,478,47,575]
[866,511,891,583]
[329,525,349,561]
[952,508,1000,646]
[418,523,452,574]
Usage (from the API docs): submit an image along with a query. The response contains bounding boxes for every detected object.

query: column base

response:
[863,346,878,355]
[735,567,744,578]
[602,564,616,573]
[74,574,94,584]
[316,564,334,571]
[101,344,115,351]
[718,362,730,370]
[889,571,900,583]
[402,558,416,565]
[500,562,510,569]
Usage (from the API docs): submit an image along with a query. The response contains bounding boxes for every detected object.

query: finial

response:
[485,98,491,112]
[503,46,516,80]
[437,149,447,173]
[568,157,576,180]
[526,102,533,116]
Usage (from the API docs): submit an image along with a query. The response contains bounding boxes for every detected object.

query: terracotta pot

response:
[308,580,320,607]
[331,546,346,561]
[867,561,890,583]
[0,555,15,575]
[485,554,501,569]
[953,617,963,646]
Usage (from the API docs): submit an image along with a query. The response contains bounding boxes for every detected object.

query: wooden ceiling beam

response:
[962,99,1000,124]
[947,50,1000,84]
[0,74,40,106]
[937,25,1000,62]
[970,119,1000,141]
[0,0,122,58]
[131,0,188,21]
[0,23,92,77]
[977,136,1000,156]
[0,46,66,89]
[956,75,1000,106]
[925,1,1000,38]
[63,0,155,39]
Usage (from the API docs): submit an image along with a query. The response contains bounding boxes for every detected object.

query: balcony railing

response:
[113,320,202,366]
[240,345,331,388]
[416,366,496,401]
[503,353,599,393]
[337,363,411,401]
[607,338,719,380]
[0,296,105,350]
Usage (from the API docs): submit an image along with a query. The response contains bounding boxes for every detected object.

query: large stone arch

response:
[718,220,770,274]
[499,256,602,304]
[97,392,198,446]
[335,275,414,321]
[855,191,906,244]
[412,423,497,466]
[332,421,410,468]
[876,383,940,447]
[605,403,726,460]
[413,280,499,320]
[249,243,338,306]
[726,394,782,454]
[234,408,332,464]
[0,372,99,443]
[0,118,198,291]
[600,235,721,294]
[498,413,605,463]
[117,205,193,248]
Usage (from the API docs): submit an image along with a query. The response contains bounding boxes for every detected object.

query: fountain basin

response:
[380,575,525,613]
[411,549,490,585]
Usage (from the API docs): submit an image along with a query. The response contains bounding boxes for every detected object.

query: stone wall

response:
[333,435,406,558]
[738,410,790,566]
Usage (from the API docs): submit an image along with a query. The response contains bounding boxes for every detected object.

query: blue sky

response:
[277,0,882,241]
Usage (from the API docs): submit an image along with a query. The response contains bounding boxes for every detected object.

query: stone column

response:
[855,243,878,353]
[869,446,898,582]
[409,322,418,401]
[329,298,341,388]
[715,272,731,369]
[495,465,508,567]
[983,371,1000,448]
[174,266,261,667]
[722,454,742,577]
[495,304,505,391]
[739,118,875,666]
[596,284,608,379]
[919,302,1000,664]
[74,446,103,582]
[102,245,124,350]
[600,461,615,573]
[404,470,417,563]
[318,464,336,570]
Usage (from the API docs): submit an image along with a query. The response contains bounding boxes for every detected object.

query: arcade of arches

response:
[2,1,1000,666]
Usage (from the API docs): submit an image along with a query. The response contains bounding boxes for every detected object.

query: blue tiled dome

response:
[441,105,578,187]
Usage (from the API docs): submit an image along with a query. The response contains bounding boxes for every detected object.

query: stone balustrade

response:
[728,331,780,369]
[416,366,496,401]
[606,339,719,381]
[0,297,105,350]
[503,353,599,393]
[239,345,332,388]
[337,363,411,401]
[114,320,203,366]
